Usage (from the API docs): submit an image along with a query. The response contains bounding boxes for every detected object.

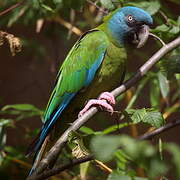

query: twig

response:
[27,155,93,180]
[149,33,166,46]
[28,37,180,179]
[94,160,112,173]
[138,119,180,140]
[159,10,169,24]
[52,16,83,36]
[67,9,76,39]
[163,102,180,119]
[0,0,26,17]
[86,0,108,15]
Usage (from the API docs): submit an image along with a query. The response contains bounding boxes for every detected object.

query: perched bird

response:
[27,6,153,175]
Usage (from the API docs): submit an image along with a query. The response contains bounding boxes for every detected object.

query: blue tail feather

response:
[27,92,76,175]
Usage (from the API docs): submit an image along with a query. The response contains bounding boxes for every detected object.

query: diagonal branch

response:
[28,36,180,179]
[86,0,109,15]
[138,119,180,140]
[52,16,83,36]
[28,119,180,180]
[0,0,26,17]
[28,155,94,180]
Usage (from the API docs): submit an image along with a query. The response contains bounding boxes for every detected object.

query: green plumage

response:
[28,8,153,174]
[44,28,127,123]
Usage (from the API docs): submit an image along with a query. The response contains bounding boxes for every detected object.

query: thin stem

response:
[52,16,83,36]
[0,0,26,16]
[149,33,166,46]
[159,10,169,24]
[126,77,149,109]
[27,155,93,180]
[138,119,180,140]
[86,0,108,15]
[94,160,112,173]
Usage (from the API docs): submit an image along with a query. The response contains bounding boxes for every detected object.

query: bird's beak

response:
[133,25,150,48]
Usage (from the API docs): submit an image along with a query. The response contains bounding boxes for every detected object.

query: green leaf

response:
[91,135,120,162]
[80,161,90,180]
[148,158,167,179]
[41,4,55,12]
[100,0,115,10]
[118,136,155,159]
[102,123,129,134]
[169,25,180,34]
[157,72,170,99]
[127,108,147,123]
[134,177,148,180]
[160,55,180,79]
[91,135,168,179]
[0,127,6,148]
[1,104,43,121]
[124,108,165,128]
[125,1,160,15]
[165,143,180,179]
[114,150,128,170]
[53,0,63,4]
[153,24,170,32]
[64,0,85,10]
[0,119,12,127]
[150,78,160,108]
[4,146,24,159]
[116,94,124,103]
[2,104,41,112]
[7,6,29,27]
[143,111,165,128]
[91,135,156,162]
[107,172,131,180]
[79,126,96,135]
[159,138,163,160]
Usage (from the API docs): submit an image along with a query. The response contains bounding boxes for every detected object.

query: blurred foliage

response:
[0,0,179,179]
[90,134,180,180]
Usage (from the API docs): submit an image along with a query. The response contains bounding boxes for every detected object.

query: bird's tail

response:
[27,134,50,176]
[26,131,41,157]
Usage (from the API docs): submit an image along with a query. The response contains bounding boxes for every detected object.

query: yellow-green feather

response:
[43,30,109,122]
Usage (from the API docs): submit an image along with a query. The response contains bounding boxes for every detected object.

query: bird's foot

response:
[98,92,115,105]
[78,92,115,117]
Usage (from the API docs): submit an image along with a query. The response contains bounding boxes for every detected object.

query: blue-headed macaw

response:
[27,6,153,175]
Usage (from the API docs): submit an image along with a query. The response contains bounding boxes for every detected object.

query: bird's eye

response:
[127,15,133,22]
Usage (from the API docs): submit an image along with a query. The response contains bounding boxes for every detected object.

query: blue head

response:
[106,6,153,46]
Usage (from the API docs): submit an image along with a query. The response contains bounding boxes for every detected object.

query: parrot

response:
[27,6,153,175]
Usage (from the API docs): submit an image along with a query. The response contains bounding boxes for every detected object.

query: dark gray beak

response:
[133,25,150,48]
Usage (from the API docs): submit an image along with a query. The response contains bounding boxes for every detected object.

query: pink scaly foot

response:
[98,92,115,105]
[78,92,115,117]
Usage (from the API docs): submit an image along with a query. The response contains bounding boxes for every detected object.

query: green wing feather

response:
[43,29,109,122]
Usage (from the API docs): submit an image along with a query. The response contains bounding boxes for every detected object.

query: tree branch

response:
[0,0,26,17]
[29,119,180,179]
[86,0,109,15]
[28,155,93,180]
[52,16,83,36]
[138,119,180,140]
[29,36,180,178]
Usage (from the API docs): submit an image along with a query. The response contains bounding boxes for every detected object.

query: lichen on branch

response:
[0,31,22,56]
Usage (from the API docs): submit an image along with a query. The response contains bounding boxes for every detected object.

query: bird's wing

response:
[44,29,108,122]
[28,30,109,155]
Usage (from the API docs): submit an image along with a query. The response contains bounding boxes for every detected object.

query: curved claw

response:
[78,99,114,118]
[98,92,115,105]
